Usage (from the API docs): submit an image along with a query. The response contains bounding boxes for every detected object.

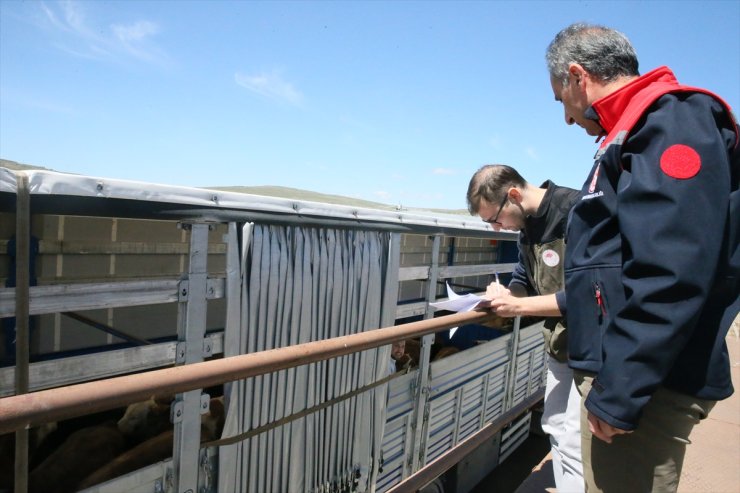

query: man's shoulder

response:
[548,183,581,209]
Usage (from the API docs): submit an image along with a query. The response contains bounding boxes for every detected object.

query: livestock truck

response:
[0,167,546,493]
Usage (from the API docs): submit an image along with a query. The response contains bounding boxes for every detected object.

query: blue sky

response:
[1,1,738,210]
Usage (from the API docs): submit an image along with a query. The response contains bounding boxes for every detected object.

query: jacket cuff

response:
[555,290,567,317]
[584,382,637,431]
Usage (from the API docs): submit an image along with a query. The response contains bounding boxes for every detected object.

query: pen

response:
[495,272,501,294]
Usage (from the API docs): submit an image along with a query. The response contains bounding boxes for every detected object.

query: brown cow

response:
[78,396,226,490]
[28,422,126,493]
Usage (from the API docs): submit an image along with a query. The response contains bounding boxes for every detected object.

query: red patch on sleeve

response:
[659,144,701,179]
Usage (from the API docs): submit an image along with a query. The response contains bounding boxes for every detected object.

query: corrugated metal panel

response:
[377,322,548,490]
[426,390,458,462]
[511,322,547,407]
[499,412,532,463]
[423,335,512,466]
[377,371,416,493]
[428,336,511,398]
[483,364,509,423]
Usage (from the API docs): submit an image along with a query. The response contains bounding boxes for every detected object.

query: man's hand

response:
[587,411,632,443]
[483,281,520,317]
[487,291,522,317]
[485,280,507,298]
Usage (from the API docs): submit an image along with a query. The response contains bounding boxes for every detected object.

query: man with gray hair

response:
[546,23,739,492]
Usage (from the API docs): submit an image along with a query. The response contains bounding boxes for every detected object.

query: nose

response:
[565,110,576,126]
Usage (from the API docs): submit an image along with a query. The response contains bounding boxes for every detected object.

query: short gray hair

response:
[546,23,639,85]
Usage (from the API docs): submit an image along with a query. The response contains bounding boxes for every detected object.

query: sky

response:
[1,0,739,210]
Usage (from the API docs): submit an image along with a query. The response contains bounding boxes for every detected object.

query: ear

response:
[507,187,523,204]
[568,63,588,88]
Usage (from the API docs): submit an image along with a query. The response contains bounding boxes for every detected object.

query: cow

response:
[28,422,126,493]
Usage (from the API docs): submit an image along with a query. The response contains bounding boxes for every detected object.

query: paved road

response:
[473,332,740,493]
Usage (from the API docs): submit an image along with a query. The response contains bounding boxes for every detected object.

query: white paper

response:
[430,283,486,336]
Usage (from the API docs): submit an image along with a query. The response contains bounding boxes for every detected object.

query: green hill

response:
[1,159,467,215]
[211,185,401,211]
[1,158,54,172]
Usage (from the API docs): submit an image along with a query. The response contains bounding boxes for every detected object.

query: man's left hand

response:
[587,411,632,443]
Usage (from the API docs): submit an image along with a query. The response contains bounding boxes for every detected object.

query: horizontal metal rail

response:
[0,239,227,255]
[0,333,225,396]
[0,309,495,434]
[438,262,517,279]
[398,262,516,282]
[62,311,153,346]
[0,278,225,317]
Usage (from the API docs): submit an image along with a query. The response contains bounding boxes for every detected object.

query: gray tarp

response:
[219,224,392,493]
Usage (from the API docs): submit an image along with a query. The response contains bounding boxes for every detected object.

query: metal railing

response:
[0,309,496,435]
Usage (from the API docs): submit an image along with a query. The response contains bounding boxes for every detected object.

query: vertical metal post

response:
[172,222,210,493]
[14,172,30,493]
[479,373,491,429]
[423,235,442,321]
[368,232,402,488]
[410,234,441,471]
[380,232,402,328]
[503,315,522,412]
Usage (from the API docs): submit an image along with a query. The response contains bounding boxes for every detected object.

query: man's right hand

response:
[487,290,522,318]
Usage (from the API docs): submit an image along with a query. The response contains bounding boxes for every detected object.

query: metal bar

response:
[173,223,210,493]
[370,232,403,489]
[385,390,544,493]
[0,333,224,396]
[399,262,517,282]
[14,171,30,493]
[0,310,494,435]
[423,235,442,320]
[381,233,402,327]
[395,302,427,319]
[411,235,441,472]
[33,239,227,255]
[62,311,152,346]
[503,316,522,412]
[438,262,518,279]
[0,278,225,317]
[18,193,519,240]
[398,266,430,282]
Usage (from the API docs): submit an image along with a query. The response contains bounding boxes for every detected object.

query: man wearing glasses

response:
[467,164,584,492]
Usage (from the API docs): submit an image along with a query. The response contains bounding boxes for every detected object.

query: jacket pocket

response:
[564,265,623,372]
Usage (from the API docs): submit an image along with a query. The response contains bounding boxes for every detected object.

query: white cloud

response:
[432,167,456,175]
[234,71,303,106]
[525,147,539,160]
[374,191,391,200]
[113,20,158,43]
[111,20,162,62]
[38,1,168,66]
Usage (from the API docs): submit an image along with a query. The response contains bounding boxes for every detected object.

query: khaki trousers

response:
[574,371,715,493]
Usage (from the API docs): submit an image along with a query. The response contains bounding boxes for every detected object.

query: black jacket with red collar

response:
[564,66,740,430]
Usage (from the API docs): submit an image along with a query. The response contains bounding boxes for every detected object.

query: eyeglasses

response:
[483,194,508,226]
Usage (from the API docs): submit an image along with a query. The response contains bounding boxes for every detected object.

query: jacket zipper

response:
[594,282,607,319]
